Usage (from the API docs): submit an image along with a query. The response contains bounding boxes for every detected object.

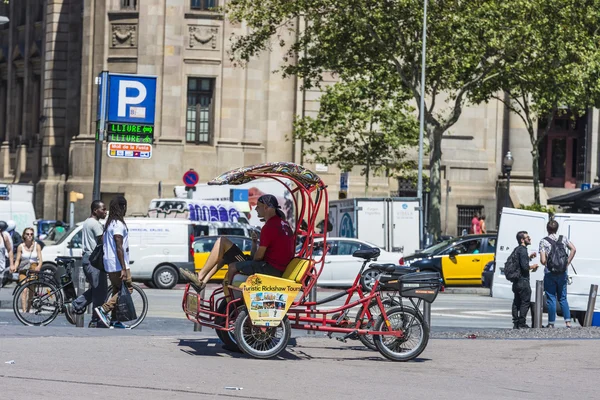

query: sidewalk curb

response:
[441,287,490,295]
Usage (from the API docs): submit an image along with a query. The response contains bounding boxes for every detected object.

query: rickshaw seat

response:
[281,258,312,283]
[230,257,312,288]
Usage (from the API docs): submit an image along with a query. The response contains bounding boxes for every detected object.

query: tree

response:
[225,0,524,238]
[293,70,419,193]
[472,0,600,204]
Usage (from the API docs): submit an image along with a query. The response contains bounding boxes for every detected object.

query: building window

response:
[456,205,484,236]
[186,78,215,144]
[191,0,217,11]
[121,0,138,10]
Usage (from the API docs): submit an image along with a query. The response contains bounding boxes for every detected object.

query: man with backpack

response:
[539,220,576,328]
[504,231,538,329]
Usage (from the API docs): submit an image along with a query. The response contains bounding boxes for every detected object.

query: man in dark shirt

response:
[512,231,539,329]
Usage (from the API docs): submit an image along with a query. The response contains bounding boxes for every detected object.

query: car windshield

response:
[54,226,80,245]
[420,239,454,255]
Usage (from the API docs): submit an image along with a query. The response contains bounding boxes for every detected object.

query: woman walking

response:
[13,227,43,313]
[94,196,132,329]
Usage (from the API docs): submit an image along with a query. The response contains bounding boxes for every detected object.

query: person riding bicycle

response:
[180,194,295,292]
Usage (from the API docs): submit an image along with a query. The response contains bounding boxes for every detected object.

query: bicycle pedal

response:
[336,330,359,343]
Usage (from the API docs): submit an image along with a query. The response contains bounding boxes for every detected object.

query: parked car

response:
[401,234,497,286]
[482,260,495,295]
[42,218,196,289]
[305,237,403,289]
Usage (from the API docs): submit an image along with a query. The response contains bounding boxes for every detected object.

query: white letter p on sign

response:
[117,80,147,117]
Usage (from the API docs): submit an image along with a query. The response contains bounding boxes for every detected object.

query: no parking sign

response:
[183,169,200,188]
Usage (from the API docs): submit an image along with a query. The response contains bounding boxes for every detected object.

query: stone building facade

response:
[2,1,600,235]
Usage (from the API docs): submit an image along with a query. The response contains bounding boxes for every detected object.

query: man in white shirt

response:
[94,196,131,328]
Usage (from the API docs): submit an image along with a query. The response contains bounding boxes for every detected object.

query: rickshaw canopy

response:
[207,162,325,190]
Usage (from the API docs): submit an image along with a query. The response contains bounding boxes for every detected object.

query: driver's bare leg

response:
[197,237,234,284]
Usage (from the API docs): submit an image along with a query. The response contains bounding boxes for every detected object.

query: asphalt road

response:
[0,283,552,330]
[0,326,597,399]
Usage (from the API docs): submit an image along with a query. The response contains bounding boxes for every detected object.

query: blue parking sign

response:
[107,74,157,124]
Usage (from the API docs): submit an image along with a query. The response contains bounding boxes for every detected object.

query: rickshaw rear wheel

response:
[215,301,241,352]
[355,297,402,351]
[373,306,429,361]
[234,308,291,359]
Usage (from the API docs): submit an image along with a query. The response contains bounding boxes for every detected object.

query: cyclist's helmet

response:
[0,221,7,232]
[6,220,15,231]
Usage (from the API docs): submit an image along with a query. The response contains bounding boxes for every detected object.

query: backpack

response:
[504,248,521,282]
[545,235,569,274]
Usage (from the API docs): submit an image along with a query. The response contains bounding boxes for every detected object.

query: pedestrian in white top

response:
[13,227,42,313]
[67,200,108,327]
[94,196,132,328]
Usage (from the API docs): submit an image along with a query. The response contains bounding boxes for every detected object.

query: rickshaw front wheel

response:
[234,308,291,359]
[373,306,429,362]
[215,301,241,352]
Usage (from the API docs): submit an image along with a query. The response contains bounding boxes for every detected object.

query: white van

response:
[0,200,36,234]
[492,207,600,323]
[41,218,195,289]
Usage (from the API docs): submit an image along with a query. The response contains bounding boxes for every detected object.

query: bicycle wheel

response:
[106,283,148,329]
[355,297,401,351]
[373,306,429,362]
[234,308,290,359]
[13,280,62,326]
[215,300,241,352]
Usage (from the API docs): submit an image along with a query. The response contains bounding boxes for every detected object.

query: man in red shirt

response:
[180,194,295,292]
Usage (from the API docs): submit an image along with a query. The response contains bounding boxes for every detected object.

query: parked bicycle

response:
[13,257,148,328]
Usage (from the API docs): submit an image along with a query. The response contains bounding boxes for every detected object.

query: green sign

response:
[108,123,154,135]
[107,133,153,144]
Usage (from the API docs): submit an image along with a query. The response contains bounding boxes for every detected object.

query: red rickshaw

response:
[182,162,441,361]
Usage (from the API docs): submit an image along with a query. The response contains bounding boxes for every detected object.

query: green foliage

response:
[518,204,556,216]
[225,0,519,236]
[471,0,600,205]
[293,70,419,185]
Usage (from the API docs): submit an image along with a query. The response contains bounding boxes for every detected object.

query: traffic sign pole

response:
[93,71,109,201]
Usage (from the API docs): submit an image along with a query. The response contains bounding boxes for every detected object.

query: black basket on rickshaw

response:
[396,271,442,303]
[377,266,419,291]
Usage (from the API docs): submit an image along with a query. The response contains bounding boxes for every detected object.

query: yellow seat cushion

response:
[281,258,312,284]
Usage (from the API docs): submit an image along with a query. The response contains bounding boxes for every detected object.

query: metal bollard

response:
[194,287,205,332]
[533,280,544,328]
[307,284,317,335]
[423,301,431,327]
[75,262,86,328]
[583,284,598,327]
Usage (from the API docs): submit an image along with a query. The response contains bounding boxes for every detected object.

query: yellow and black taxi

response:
[400,234,496,286]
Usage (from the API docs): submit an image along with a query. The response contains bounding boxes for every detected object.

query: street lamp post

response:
[503,151,514,208]
[417,0,428,250]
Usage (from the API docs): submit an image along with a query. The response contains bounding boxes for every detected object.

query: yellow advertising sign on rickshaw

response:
[240,274,301,326]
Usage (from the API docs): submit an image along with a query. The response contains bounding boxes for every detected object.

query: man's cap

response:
[258,194,286,219]
[0,221,7,232]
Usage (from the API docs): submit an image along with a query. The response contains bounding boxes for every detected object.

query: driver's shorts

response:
[222,244,283,277]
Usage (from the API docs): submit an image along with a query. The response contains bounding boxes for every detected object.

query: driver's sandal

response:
[179,268,206,293]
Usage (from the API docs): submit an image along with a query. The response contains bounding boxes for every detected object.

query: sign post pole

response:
[93,71,109,201]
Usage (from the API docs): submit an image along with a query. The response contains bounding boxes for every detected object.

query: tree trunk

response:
[427,128,443,239]
[531,147,541,205]
[365,161,370,196]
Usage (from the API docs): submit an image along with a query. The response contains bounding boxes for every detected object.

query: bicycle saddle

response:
[352,248,381,260]
[55,257,76,265]
[369,263,397,273]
